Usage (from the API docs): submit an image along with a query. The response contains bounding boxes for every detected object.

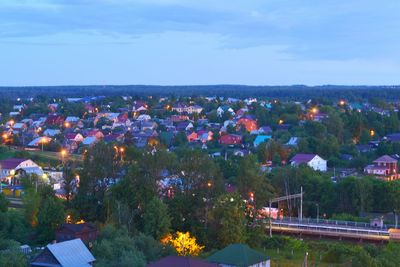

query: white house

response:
[290,153,327,172]
[0,158,44,181]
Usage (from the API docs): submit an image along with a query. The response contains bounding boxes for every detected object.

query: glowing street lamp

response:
[64,122,70,128]
[40,137,47,152]
[61,149,67,162]
[370,130,375,137]
[311,107,318,114]
[339,100,346,106]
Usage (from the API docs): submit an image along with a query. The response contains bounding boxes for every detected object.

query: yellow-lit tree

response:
[161,231,204,256]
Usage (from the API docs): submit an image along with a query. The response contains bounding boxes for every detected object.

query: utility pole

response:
[300,186,303,221]
[316,203,319,223]
[269,200,272,237]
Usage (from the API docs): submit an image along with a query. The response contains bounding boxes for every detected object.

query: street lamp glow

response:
[311,107,318,114]
[370,130,375,137]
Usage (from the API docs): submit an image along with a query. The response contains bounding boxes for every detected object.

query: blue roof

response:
[253,135,272,146]
[47,239,95,267]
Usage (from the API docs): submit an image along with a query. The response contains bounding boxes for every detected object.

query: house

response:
[45,114,64,126]
[220,134,242,145]
[207,244,270,267]
[0,158,44,183]
[27,136,52,148]
[176,121,194,132]
[364,155,399,181]
[30,238,95,267]
[82,136,98,146]
[286,137,299,146]
[197,130,213,143]
[85,129,104,140]
[236,118,258,132]
[147,256,219,267]
[44,129,61,137]
[56,223,98,243]
[137,114,152,121]
[217,106,235,117]
[356,144,375,153]
[253,135,272,147]
[258,126,273,135]
[187,132,198,142]
[65,133,84,143]
[132,102,148,112]
[386,133,400,142]
[290,154,327,172]
[65,116,80,125]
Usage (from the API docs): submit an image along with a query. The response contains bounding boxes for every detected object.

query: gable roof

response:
[290,153,318,164]
[148,256,219,267]
[253,135,272,146]
[31,239,95,267]
[58,223,96,234]
[374,155,397,163]
[207,244,269,267]
[47,239,95,267]
[0,158,27,169]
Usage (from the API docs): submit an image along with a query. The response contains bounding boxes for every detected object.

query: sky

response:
[0,0,399,86]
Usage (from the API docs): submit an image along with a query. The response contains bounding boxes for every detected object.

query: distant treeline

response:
[1,85,400,100]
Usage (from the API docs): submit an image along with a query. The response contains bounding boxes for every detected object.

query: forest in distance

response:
[1,84,400,100]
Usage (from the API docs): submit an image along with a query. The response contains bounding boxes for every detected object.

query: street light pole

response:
[316,203,319,223]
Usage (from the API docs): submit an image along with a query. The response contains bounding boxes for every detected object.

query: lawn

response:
[0,145,83,165]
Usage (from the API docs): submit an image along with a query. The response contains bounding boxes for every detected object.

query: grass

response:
[266,248,349,267]
[0,145,83,165]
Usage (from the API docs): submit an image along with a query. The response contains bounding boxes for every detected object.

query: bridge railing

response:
[269,216,397,230]
[270,221,390,237]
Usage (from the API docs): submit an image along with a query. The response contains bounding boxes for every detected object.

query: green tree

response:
[0,193,9,212]
[237,155,274,208]
[209,193,247,247]
[36,197,65,242]
[93,225,146,267]
[143,197,172,240]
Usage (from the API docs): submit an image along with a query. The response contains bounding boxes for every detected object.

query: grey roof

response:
[47,238,95,267]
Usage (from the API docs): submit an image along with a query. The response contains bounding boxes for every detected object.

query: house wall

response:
[308,156,327,172]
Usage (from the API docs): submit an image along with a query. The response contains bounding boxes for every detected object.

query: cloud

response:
[0,0,399,61]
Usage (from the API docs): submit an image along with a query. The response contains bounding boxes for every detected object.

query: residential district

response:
[2,94,400,266]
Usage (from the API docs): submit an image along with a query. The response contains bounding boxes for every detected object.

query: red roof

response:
[219,134,242,145]
[0,158,27,169]
[147,256,219,267]
[374,155,397,163]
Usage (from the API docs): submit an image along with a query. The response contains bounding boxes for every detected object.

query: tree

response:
[36,197,65,242]
[0,239,27,267]
[351,249,377,267]
[161,231,204,256]
[209,193,247,247]
[237,155,274,208]
[133,233,173,262]
[143,197,172,240]
[0,193,9,212]
[93,225,146,267]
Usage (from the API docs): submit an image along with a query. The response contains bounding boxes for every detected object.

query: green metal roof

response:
[207,244,270,267]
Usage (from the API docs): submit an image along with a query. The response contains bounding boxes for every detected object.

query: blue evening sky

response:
[1,0,399,86]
